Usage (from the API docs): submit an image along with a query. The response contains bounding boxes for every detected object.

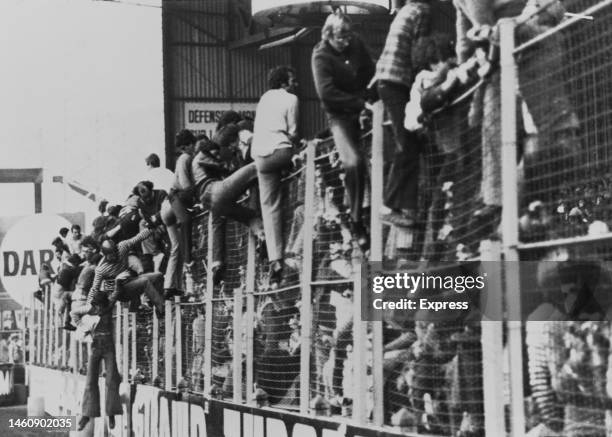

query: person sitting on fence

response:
[159,129,197,300]
[375,0,432,229]
[406,34,484,259]
[51,252,83,330]
[80,226,166,319]
[132,180,167,274]
[253,65,300,285]
[311,10,376,253]
[192,126,263,285]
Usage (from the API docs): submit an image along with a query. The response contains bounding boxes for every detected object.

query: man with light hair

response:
[312,10,375,253]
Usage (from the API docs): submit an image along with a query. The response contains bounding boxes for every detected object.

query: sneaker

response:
[380,210,415,228]
[60,323,77,331]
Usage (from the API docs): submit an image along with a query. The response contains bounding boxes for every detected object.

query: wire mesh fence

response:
[26,5,612,434]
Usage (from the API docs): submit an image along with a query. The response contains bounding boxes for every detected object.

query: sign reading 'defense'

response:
[184,102,256,140]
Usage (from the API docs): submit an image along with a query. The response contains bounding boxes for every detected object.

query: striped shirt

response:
[86,229,152,304]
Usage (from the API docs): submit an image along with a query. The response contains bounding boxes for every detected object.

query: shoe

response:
[212,263,225,286]
[380,210,415,228]
[78,416,90,431]
[184,261,194,274]
[33,289,44,303]
[349,221,370,253]
[164,288,182,300]
[108,416,115,429]
[61,323,77,331]
[269,260,283,285]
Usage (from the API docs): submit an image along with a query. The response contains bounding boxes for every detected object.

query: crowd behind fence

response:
[23,3,612,436]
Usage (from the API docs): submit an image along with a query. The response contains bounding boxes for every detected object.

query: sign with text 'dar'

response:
[0,213,84,309]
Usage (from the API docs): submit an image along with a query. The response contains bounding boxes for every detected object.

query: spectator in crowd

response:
[192,126,262,284]
[51,253,83,330]
[237,119,255,164]
[253,66,300,284]
[91,200,109,243]
[144,153,175,195]
[68,237,102,330]
[312,10,376,252]
[160,129,197,299]
[51,237,71,267]
[216,110,243,133]
[77,282,122,432]
[8,334,22,364]
[59,227,70,245]
[0,337,9,363]
[376,0,431,228]
[80,227,166,319]
[68,224,83,255]
[132,181,167,273]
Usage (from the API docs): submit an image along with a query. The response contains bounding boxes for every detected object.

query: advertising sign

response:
[184,102,257,139]
[0,213,84,309]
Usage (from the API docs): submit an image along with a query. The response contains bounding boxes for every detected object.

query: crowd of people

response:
[29,0,600,434]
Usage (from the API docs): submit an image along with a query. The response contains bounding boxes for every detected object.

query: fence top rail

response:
[517,231,612,250]
[514,0,612,53]
[253,283,301,296]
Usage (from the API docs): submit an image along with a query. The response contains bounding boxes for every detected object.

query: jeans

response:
[117,273,164,311]
[161,200,183,290]
[328,115,366,222]
[255,148,294,262]
[378,80,421,211]
[81,334,123,418]
[199,163,259,265]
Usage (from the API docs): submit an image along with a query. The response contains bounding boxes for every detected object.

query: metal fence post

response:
[175,297,182,386]
[299,142,316,414]
[204,213,214,394]
[42,288,48,365]
[368,99,385,426]
[479,241,506,437]
[245,234,256,405]
[124,306,130,380]
[232,284,243,403]
[130,312,137,381]
[165,300,172,391]
[152,310,159,381]
[116,304,122,372]
[500,17,525,437]
[29,295,34,366]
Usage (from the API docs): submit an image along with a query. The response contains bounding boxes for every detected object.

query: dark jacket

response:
[192,148,231,195]
[311,37,375,117]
